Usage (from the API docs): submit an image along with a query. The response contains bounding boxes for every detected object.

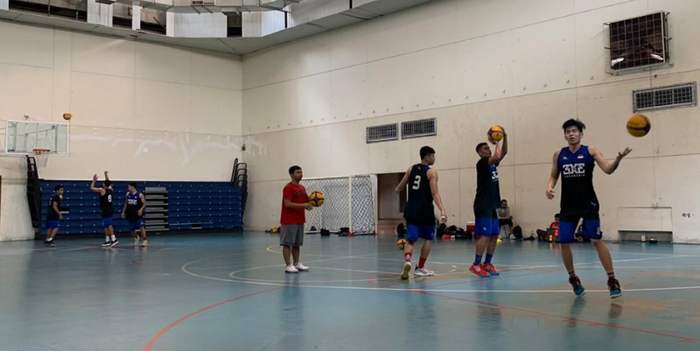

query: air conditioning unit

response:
[260,0,302,8]
[216,0,259,6]
[192,0,215,5]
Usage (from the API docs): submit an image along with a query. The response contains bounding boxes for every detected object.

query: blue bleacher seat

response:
[39,180,243,235]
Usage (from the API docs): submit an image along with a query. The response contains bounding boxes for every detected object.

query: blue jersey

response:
[125,192,144,221]
[557,145,599,215]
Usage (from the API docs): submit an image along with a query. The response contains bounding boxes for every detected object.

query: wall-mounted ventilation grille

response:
[633,82,697,112]
[401,118,437,139]
[606,12,670,74]
[366,123,398,143]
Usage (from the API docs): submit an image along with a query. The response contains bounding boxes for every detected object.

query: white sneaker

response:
[141,240,148,247]
[134,237,140,246]
[401,262,412,280]
[414,268,435,277]
[294,263,309,271]
[285,265,299,274]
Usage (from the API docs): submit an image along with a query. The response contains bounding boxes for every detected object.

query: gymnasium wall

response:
[0,21,243,241]
[241,0,700,243]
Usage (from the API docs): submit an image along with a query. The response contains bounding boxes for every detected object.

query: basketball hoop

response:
[32,149,51,168]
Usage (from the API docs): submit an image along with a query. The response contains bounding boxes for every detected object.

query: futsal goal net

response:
[302,175,377,235]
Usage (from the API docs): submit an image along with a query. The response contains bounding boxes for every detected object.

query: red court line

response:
[366,277,381,288]
[419,291,700,344]
[142,287,283,351]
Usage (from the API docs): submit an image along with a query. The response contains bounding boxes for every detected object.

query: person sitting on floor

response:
[496,199,514,237]
[537,213,560,241]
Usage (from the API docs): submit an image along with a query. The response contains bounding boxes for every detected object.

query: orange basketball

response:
[63,113,73,121]
[627,114,650,137]
[308,191,324,207]
[488,125,504,141]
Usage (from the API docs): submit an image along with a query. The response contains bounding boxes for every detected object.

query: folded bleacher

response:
[39,180,243,235]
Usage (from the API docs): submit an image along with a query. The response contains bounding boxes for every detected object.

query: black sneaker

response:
[109,240,120,248]
[45,241,56,248]
[608,277,622,299]
[569,275,586,297]
[101,241,112,248]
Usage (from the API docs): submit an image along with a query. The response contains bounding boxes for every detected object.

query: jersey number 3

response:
[412,175,421,190]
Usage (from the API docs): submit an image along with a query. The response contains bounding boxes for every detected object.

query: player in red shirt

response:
[550,213,560,230]
[280,165,314,273]
[537,213,560,241]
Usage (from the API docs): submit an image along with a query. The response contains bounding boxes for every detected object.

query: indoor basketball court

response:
[1,1,699,350]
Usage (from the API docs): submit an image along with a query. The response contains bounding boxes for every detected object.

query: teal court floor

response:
[1,232,699,351]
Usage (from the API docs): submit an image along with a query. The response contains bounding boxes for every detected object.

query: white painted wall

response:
[242,0,700,243]
[0,21,243,241]
[0,158,34,241]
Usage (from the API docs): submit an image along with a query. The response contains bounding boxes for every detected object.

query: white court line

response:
[614,265,700,269]
[227,265,450,283]
[225,256,700,284]
[497,255,700,271]
[6,245,97,254]
[228,247,700,274]
[304,266,400,275]
[267,243,700,258]
[181,252,700,295]
[264,245,700,269]
[264,247,551,268]
[182,263,700,294]
[226,252,440,283]
[287,253,698,271]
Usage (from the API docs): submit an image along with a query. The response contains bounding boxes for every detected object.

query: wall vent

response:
[401,118,436,139]
[633,82,697,112]
[366,123,398,143]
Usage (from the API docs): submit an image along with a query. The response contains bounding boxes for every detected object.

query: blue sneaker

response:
[608,278,622,299]
[569,275,586,297]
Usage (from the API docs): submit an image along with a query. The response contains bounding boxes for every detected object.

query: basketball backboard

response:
[5,120,69,155]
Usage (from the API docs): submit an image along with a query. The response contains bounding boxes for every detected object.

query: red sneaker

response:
[484,263,500,276]
[469,264,491,278]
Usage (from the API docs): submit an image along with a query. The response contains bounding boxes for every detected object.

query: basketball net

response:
[32,149,51,168]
